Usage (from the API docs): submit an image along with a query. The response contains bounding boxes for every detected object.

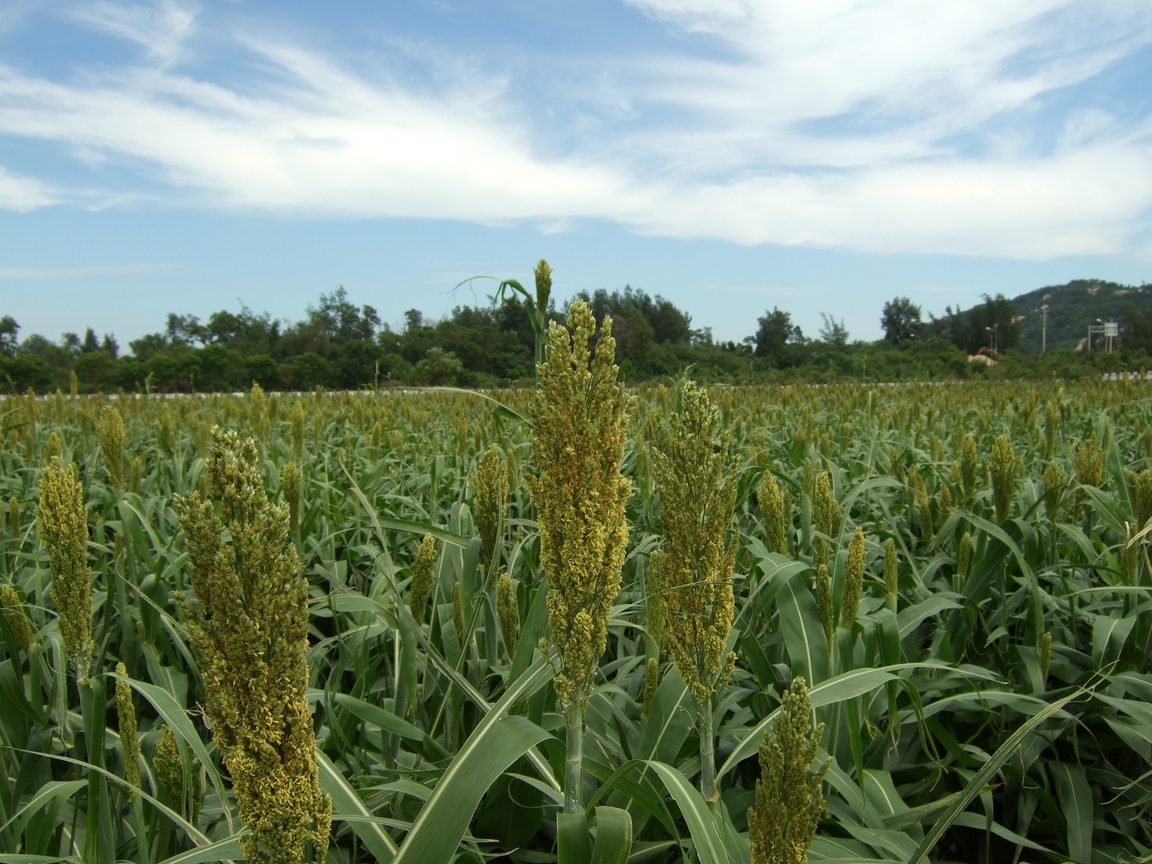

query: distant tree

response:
[966,294,1019,354]
[17,333,53,356]
[1122,301,1152,354]
[100,334,119,360]
[881,297,922,343]
[81,328,100,353]
[61,332,81,354]
[412,347,467,386]
[818,313,849,349]
[404,309,424,332]
[0,316,17,355]
[754,308,804,363]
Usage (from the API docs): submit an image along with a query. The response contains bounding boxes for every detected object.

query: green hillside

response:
[1011,278,1149,354]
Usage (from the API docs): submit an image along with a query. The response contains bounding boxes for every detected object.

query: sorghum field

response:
[4,307,1152,864]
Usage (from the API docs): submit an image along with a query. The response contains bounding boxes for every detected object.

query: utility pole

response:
[1041,304,1048,355]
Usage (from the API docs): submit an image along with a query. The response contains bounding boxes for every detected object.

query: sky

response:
[1,0,1151,348]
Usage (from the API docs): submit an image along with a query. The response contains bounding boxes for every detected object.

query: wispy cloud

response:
[0,263,171,278]
[66,0,197,66]
[0,0,1149,259]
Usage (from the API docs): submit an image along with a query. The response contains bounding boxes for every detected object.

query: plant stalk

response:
[563,701,584,814]
[698,695,717,802]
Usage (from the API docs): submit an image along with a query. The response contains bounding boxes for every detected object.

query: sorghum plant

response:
[526,299,631,814]
[175,427,330,864]
[649,380,737,800]
[38,456,93,678]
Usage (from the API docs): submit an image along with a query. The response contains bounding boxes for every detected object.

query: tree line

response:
[0,282,1142,393]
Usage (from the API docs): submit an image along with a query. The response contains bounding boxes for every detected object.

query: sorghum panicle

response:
[1074,439,1105,489]
[884,539,898,607]
[816,565,833,649]
[1131,469,1152,530]
[281,462,301,538]
[497,571,519,659]
[1043,465,1064,521]
[748,676,829,864]
[956,532,973,578]
[649,381,737,706]
[38,456,93,678]
[960,434,977,499]
[115,662,140,791]
[175,428,330,864]
[154,725,202,823]
[759,471,788,555]
[990,435,1018,523]
[97,405,124,490]
[473,445,508,569]
[1039,631,1053,682]
[840,527,866,627]
[0,585,34,650]
[526,300,631,711]
[408,534,438,621]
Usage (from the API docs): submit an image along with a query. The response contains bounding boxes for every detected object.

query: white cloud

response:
[0,0,1149,258]
[0,166,58,210]
[67,0,197,66]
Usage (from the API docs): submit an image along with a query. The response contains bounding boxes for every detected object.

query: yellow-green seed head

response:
[291,401,306,457]
[281,461,301,537]
[534,259,553,316]
[497,571,519,659]
[642,656,659,718]
[990,435,1018,522]
[957,531,973,578]
[473,445,508,569]
[69,370,78,397]
[938,484,953,523]
[174,427,330,864]
[884,538,898,600]
[409,534,437,621]
[43,431,62,464]
[1131,469,1152,531]
[153,725,202,824]
[841,527,866,627]
[526,300,631,710]
[129,457,144,495]
[759,471,787,555]
[960,433,977,499]
[1039,631,1052,682]
[1074,439,1104,489]
[452,580,464,638]
[1,585,34,650]
[748,676,829,864]
[815,564,833,650]
[1043,465,1064,520]
[38,457,93,677]
[97,405,124,490]
[115,662,140,792]
[8,496,18,537]
[650,381,737,705]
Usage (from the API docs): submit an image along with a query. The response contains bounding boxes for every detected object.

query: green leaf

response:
[0,780,86,838]
[904,685,1088,864]
[558,812,592,864]
[391,659,554,864]
[155,836,246,864]
[777,571,829,685]
[647,762,727,864]
[1051,762,1093,864]
[590,806,632,864]
[319,750,399,864]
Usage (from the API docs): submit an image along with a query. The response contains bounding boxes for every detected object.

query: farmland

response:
[2,367,1152,863]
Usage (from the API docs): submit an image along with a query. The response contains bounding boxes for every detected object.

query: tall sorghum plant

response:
[175,428,331,863]
[649,381,737,801]
[527,300,631,814]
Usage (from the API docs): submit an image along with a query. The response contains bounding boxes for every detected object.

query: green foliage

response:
[5,378,1152,863]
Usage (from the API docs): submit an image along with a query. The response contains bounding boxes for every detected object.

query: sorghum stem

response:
[564,701,584,814]
[699,696,717,802]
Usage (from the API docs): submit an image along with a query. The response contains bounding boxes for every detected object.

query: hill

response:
[1010,278,1149,354]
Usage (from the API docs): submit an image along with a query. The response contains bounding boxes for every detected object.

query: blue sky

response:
[1,0,1151,347]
